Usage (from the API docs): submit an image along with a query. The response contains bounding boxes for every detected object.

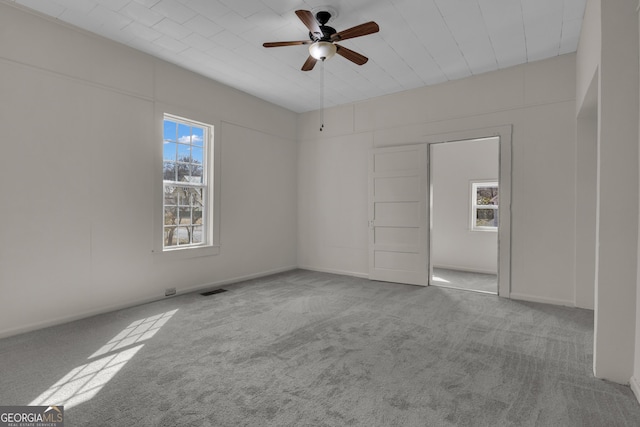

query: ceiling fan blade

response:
[263,40,311,48]
[296,10,323,39]
[331,21,379,42]
[301,55,318,71]
[336,44,368,65]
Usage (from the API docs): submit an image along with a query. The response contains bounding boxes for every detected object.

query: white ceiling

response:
[11,0,587,113]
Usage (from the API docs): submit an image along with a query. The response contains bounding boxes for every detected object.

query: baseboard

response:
[509,292,575,307]
[0,294,168,340]
[432,264,497,275]
[0,265,298,339]
[631,376,640,405]
[178,265,298,295]
[297,265,369,279]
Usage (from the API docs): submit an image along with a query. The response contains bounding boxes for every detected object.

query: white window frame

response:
[471,180,499,232]
[153,109,220,260]
[162,114,210,250]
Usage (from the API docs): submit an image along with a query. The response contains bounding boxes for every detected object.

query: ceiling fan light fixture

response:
[263,10,378,71]
[309,41,337,61]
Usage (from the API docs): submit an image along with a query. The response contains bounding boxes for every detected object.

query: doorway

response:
[367,127,511,295]
[429,137,500,294]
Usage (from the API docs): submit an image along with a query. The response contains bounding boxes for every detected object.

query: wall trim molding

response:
[177,266,299,295]
[509,292,575,307]
[0,56,154,103]
[433,264,498,275]
[298,265,369,279]
[630,376,640,404]
[0,265,298,339]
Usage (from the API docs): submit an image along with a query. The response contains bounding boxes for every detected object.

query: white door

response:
[368,144,428,286]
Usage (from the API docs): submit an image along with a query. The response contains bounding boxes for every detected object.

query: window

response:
[162,114,211,249]
[471,181,498,231]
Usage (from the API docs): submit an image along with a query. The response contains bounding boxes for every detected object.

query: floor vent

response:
[200,289,228,296]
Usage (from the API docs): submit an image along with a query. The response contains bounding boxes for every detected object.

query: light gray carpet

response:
[432,267,498,294]
[2,270,640,426]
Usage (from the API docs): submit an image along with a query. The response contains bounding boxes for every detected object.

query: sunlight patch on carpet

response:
[29,309,178,409]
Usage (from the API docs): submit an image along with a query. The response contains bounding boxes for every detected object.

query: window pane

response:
[163,120,177,142]
[476,208,498,227]
[195,188,204,207]
[178,123,191,143]
[164,206,177,225]
[177,164,189,182]
[192,226,203,244]
[164,186,177,205]
[193,207,203,224]
[178,190,190,206]
[191,146,203,164]
[163,142,177,162]
[190,165,203,183]
[192,127,204,146]
[163,162,176,181]
[477,186,498,205]
[164,227,177,246]
[179,207,191,224]
[177,143,190,162]
[177,226,190,245]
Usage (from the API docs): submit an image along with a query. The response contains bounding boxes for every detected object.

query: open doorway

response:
[429,137,499,294]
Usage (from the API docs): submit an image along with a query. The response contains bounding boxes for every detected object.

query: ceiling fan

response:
[263,10,380,71]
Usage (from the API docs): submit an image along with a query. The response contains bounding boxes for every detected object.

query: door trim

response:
[423,126,512,297]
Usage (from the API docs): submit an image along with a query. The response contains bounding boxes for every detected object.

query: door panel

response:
[375,227,420,246]
[374,202,420,225]
[374,176,421,201]
[374,251,423,270]
[374,150,422,171]
[368,145,428,286]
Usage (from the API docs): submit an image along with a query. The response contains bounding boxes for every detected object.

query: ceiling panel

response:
[153,0,196,23]
[9,0,587,113]
[478,0,526,69]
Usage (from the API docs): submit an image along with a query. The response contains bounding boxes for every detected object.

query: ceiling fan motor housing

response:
[309,11,337,41]
[316,11,332,25]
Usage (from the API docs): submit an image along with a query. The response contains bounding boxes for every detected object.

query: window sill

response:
[153,244,220,262]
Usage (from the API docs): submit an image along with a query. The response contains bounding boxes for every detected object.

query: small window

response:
[163,114,211,249]
[471,181,498,231]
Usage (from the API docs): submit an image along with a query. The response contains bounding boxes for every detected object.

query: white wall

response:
[299,53,577,306]
[575,80,597,310]
[635,0,640,402]
[431,138,499,274]
[0,3,298,338]
[576,0,640,385]
[573,0,601,314]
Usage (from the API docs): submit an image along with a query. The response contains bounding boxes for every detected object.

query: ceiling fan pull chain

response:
[320,59,325,131]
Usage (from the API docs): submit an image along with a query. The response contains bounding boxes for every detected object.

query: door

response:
[368,145,428,286]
